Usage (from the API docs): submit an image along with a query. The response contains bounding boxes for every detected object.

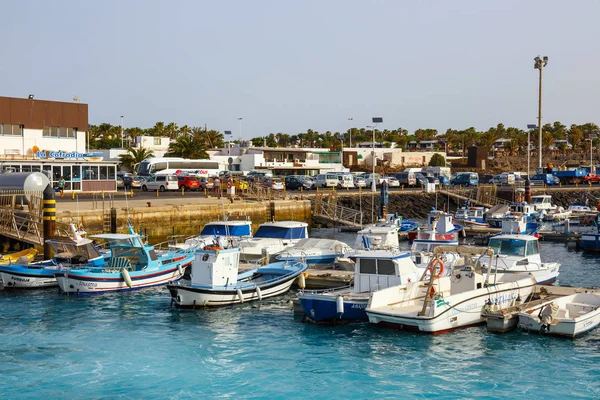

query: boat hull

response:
[518,309,600,338]
[0,264,60,289]
[299,293,369,323]
[581,233,600,252]
[55,262,191,295]
[167,270,302,307]
[367,279,537,334]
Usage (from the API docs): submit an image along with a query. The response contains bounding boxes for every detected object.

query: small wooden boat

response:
[0,249,37,266]
[518,293,600,338]
[167,247,307,307]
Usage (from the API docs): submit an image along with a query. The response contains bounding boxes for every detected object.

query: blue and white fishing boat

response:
[167,247,307,307]
[299,250,420,323]
[454,202,488,227]
[0,224,107,289]
[55,233,194,295]
[276,238,350,265]
[238,221,309,262]
[334,221,401,270]
[487,202,536,228]
[581,214,600,252]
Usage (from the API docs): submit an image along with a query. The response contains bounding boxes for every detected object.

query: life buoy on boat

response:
[428,258,445,279]
[203,245,222,251]
[297,273,306,289]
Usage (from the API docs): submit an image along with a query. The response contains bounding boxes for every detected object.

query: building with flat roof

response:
[0,96,119,191]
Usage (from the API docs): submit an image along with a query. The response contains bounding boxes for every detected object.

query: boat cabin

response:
[509,202,535,216]
[355,225,400,250]
[199,221,252,238]
[488,236,540,258]
[191,248,241,287]
[353,251,418,293]
[530,195,555,211]
[49,236,104,266]
[91,233,153,271]
[253,222,308,239]
[455,207,487,222]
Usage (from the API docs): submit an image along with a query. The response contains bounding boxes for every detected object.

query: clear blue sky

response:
[2,0,599,139]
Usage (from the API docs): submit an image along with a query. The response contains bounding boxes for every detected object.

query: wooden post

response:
[110,208,117,234]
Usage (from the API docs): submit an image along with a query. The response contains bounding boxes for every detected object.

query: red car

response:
[584,174,600,184]
[177,175,200,191]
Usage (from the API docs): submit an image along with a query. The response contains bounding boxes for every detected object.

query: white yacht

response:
[333,223,400,270]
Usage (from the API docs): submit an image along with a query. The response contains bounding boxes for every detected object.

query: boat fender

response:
[237,288,244,303]
[122,269,133,288]
[256,286,262,301]
[428,258,445,279]
[336,296,344,315]
[297,273,306,289]
[177,264,183,276]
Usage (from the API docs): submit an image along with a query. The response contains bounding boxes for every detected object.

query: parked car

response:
[141,175,179,191]
[451,172,479,186]
[262,177,285,190]
[353,176,367,188]
[117,177,124,189]
[177,175,200,191]
[414,173,428,186]
[285,176,313,191]
[426,176,440,185]
[336,174,355,189]
[437,175,450,186]
[393,172,417,187]
[386,177,400,187]
[584,174,600,184]
[123,176,144,190]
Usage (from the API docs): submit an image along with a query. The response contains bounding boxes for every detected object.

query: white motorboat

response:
[477,232,560,285]
[518,293,600,338]
[167,247,307,307]
[567,203,593,214]
[366,247,538,334]
[542,207,572,222]
[238,221,308,262]
[298,250,421,323]
[276,238,350,265]
[530,195,557,215]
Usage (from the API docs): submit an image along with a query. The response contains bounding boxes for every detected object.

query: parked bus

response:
[135,158,221,177]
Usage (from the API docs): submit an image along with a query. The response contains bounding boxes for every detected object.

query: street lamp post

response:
[348,117,353,147]
[588,134,598,175]
[120,115,124,148]
[527,124,537,179]
[370,117,383,192]
[237,117,243,145]
[534,55,548,169]
[224,131,232,171]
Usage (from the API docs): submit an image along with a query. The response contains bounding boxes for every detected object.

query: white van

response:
[141,174,179,191]
[315,173,339,188]
[337,173,355,189]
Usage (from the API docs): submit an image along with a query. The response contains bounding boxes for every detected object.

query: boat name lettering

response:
[77,281,98,288]
[583,320,593,327]
[11,276,30,282]
[351,304,367,309]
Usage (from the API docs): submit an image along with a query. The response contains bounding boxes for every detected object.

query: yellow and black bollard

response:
[43,184,56,259]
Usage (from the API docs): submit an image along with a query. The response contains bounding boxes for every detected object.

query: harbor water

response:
[1,231,599,399]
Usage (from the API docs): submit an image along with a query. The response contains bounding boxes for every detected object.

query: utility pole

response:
[534,56,548,169]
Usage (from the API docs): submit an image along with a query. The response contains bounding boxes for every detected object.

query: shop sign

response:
[36,151,85,159]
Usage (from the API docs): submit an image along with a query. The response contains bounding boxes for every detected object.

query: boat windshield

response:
[253,226,306,239]
[51,241,102,260]
[488,238,526,257]
[531,197,548,205]
[200,224,251,237]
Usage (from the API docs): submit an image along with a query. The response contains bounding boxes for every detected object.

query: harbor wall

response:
[56,200,312,244]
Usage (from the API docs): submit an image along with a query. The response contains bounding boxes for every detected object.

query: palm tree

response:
[166,135,208,159]
[119,147,155,171]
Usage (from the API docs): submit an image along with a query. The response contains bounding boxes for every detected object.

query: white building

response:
[0,96,119,191]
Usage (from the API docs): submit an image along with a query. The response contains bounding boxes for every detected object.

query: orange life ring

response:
[428,258,445,279]
[227,180,232,189]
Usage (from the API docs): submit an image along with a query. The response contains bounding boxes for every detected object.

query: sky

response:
[2,0,600,139]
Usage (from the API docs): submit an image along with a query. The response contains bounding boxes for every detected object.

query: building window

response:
[153,138,161,146]
[61,127,76,138]
[2,124,23,136]
[43,126,59,137]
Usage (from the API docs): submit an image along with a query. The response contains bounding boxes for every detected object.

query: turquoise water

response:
[1,237,599,399]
